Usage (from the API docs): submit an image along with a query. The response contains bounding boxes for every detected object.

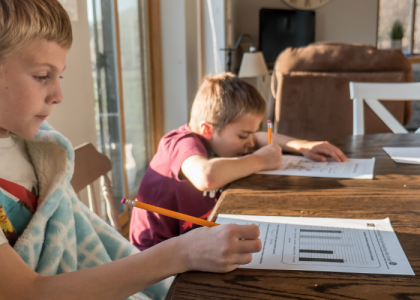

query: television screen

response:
[259,8,315,69]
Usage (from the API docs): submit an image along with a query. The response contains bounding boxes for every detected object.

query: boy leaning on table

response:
[0,1,264,299]
[130,72,349,251]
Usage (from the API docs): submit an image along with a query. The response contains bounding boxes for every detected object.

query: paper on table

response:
[383,147,420,164]
[257,155,375,179]
[216,214,414,276]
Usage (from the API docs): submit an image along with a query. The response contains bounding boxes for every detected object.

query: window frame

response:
[87,0,164,234]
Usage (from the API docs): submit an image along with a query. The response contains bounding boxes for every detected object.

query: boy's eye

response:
[34,75,49,81]
[239,135,248,140]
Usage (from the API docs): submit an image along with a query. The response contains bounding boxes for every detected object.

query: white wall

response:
[231,0,378,47]
[48,0,97,209]
[230,0,378,70]
[48,0,97,149]
[315,0,378,44]
[160,0,190,133]
[202,0,227,75]
[160,0,230,133]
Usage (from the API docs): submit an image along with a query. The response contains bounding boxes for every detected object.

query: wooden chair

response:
[71,143,121,232]
[349,82,420,135]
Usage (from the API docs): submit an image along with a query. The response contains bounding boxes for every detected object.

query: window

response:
[87,0,153,231]
[377,0,420,54]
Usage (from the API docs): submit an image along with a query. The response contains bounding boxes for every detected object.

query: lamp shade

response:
[238,51,269,78]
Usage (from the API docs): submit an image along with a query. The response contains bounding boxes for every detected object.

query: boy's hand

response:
[252,143,283,171]
[294,141,348,162]
[181,224,262,273]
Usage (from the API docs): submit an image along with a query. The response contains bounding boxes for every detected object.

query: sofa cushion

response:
[275,43,412,78]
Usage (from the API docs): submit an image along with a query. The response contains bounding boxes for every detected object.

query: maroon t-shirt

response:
[129,124,222,251]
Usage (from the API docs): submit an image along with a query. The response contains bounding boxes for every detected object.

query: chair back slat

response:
[71,143,121,232]
[71,143,112,193]
[350,82,420,135]
[365,99,409,134]
[350,82,420,100]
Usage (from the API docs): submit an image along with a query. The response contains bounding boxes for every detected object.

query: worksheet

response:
[257,155,375,179]
[383,147,420,164]
[216,214,414,275]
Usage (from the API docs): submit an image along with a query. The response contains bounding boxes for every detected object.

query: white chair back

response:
[349,82,420,135]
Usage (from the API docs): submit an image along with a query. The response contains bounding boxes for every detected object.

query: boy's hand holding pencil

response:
[252,143,283,171]
[123,198,262,272]
[180,224,262,273]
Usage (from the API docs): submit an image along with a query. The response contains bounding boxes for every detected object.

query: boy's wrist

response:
[285,139,309,153]
[165,235,191,274]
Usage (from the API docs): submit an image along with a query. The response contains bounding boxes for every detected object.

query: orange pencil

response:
[121,198,219,227]
[267,120,272,144]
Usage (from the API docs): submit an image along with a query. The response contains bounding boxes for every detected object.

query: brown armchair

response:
[267,43,413,140]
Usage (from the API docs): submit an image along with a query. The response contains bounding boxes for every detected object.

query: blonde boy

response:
[0,1,262,299]
[130,73,347,251]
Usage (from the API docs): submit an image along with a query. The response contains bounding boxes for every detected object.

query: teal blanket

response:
[13,122,172,299]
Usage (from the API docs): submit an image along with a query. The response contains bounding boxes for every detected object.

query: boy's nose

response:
[47,79,63,104]
[246,136,254,148]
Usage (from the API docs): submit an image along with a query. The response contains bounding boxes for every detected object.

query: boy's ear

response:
[199,121,213,140]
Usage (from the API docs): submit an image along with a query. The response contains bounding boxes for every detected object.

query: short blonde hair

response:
[189,72,266,132]
[0,0,72,62]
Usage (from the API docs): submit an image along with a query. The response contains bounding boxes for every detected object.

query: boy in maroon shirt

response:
[130,73,348,250]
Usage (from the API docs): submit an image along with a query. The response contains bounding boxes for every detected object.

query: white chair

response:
[349,82,420,135]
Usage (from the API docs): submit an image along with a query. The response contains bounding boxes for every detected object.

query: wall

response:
[231,0,378,47]
[159,0,190,133]
[202,0,228,75]
[315,0,378,44]
[184,1,201,122]
[159,0,228,133]
[230,0,378,71]
[48,0,97,209]
[48,0,97,149]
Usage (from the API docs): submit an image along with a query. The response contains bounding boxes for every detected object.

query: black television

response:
[259,8,315,69]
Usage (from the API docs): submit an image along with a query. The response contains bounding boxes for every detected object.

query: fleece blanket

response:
[13,122,172,299]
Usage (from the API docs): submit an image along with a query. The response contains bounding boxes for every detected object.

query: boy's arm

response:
[181,143,282,191]
[253,132,348,162]
[0,224,261,300]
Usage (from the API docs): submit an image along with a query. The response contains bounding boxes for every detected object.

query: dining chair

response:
[71,143,121,232]
[349,82,420,135]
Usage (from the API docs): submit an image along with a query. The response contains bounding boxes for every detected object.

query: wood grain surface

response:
[166,134,420,300]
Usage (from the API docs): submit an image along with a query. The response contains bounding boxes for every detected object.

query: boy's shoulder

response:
[151,124,210,166]
[163,124,194,138]
[160,124,207,149]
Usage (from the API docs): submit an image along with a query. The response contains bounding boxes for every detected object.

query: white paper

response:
[216,214,414,276]
[383,147,420,164]
[257,155,375,179]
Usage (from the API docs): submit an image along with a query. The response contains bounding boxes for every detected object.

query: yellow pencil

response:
[122,198,219,227]
[267,120,272,144]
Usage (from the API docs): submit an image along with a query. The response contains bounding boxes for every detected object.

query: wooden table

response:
[166,134,420,300]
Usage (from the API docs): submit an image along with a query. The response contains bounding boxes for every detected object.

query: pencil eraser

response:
[267,120,271,123]
[121,198,126,204]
